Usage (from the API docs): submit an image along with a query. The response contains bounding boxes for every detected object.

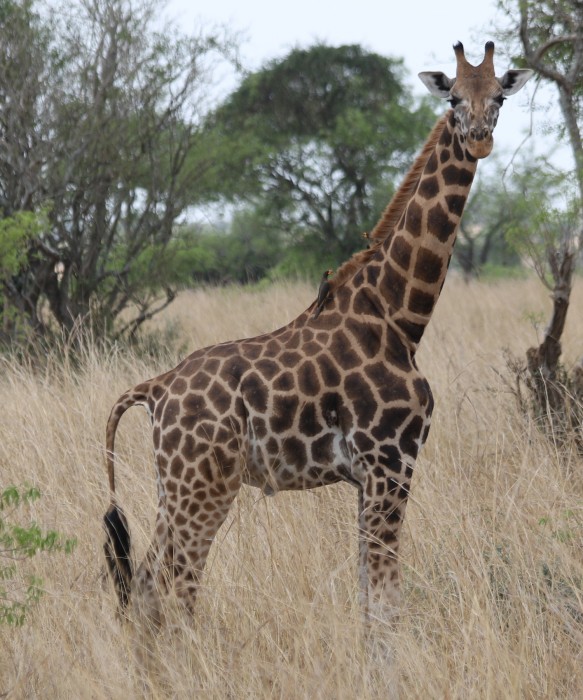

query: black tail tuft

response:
[104,505,133,611]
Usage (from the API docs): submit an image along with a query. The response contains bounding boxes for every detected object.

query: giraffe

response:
[104,42,532,626]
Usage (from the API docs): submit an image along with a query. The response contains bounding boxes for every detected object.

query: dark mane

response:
[325,111,450,295]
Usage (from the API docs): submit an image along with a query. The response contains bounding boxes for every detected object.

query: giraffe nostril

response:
[469,126,489,141]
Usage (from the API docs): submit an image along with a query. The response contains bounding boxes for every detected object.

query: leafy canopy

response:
[205,44,435,262]
[0,0,235,345]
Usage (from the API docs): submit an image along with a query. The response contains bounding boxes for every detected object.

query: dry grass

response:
[1,275,582,699]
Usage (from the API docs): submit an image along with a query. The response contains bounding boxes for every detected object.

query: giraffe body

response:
[104,42,532,625]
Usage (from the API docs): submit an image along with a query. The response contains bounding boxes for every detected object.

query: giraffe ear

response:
[498,69,534,96]
[418,71,455,98]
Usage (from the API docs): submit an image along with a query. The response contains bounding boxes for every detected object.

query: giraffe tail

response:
[104,503,132,611]
[103,387,150,612]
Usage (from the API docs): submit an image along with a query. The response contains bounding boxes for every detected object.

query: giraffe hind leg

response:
[165,468,242,614]
[130,447,243,625]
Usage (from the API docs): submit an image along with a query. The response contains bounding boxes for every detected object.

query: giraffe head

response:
[418,42,533,159]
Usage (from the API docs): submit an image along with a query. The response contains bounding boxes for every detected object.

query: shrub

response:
[0,485,76,626]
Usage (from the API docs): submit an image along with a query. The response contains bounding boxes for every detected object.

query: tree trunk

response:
[524,240,579,446]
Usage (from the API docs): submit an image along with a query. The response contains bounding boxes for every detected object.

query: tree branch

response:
[115,288,176,340]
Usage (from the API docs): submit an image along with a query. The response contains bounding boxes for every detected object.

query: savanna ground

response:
[1,276,582,698]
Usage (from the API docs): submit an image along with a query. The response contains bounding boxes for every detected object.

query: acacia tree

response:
[0,0,232,343]
[204,44,435,268]
[496,0,583,447]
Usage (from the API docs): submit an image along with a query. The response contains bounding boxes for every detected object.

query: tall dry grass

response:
[1,276,582,698]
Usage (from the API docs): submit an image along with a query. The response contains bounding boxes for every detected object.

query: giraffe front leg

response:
[358,454,414,624]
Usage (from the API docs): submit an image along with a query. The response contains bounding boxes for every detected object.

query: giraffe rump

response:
[104,504,133,611]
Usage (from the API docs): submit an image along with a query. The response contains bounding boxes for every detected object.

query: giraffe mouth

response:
[467,136,494,159]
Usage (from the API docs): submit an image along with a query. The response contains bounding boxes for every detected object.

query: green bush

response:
[0,485,76,626]
[0,210,45,280]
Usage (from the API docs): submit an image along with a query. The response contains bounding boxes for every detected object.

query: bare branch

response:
[115,287,176,340]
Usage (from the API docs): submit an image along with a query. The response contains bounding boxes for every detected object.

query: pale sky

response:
[165,0,571,172]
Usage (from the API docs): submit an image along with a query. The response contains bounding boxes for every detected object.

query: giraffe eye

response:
[448,95,461,108]
[494,95,505,107]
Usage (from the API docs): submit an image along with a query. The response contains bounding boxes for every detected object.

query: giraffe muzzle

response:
[467,128,493,158]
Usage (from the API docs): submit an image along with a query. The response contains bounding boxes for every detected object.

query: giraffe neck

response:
[375,110,478,351]
[369,113,450,242]
[329,114,449,295]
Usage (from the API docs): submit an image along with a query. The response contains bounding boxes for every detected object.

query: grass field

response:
[1,276,582,698]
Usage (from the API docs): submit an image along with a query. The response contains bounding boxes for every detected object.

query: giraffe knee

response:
[367,555,402,614]
[171,559,201,611]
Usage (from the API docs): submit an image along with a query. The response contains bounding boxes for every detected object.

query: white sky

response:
[165,0,572,173]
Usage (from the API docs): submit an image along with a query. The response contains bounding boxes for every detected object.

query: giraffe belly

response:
[243,426,350,494]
